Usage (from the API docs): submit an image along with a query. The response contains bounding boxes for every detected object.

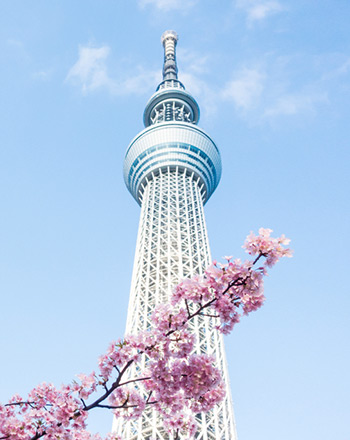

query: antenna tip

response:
[161,30,178,45]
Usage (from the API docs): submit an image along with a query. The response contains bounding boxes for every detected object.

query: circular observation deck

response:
[124,122,222,205]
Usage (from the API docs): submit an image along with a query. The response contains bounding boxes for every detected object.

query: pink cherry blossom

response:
[243,227,292,267]
[0,229,291,440]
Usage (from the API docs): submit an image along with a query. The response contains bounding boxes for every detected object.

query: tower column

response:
[114,31,237,439]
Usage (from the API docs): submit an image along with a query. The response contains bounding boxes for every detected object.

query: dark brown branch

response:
[118,376,151,387]
[185,299,191,317]
[84,359,134,411]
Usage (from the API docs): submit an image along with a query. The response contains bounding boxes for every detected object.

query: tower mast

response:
[114,31,237,440]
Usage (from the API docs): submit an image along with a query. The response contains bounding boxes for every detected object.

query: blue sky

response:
[0,1,349,439]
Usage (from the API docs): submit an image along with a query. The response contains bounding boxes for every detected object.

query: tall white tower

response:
[114,31,237,440]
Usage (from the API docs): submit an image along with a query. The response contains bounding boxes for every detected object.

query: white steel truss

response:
[113,167,237,439]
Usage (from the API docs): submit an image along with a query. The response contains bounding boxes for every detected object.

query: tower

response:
[114,31,237,439]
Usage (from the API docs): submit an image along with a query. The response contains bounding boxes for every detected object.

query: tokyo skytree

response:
[113,31,237,440]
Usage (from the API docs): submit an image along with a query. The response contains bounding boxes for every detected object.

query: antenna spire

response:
[161,30,179,81]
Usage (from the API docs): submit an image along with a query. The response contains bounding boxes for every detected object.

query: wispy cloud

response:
[175,48,218,118]
[219,58,329,121]
[138,0,198,11]
[121,68,160,95]
[187,53,331,124]
[176,50,328,122]
[181,71,218,118]
[236,0,284,25]
[66,44,159,96]
[263,92,328,117]
[222,68,265,110]
[66,45,114,94]
[177,48,211,75]
[66,44,335,124]
[321,56,350,81]
[336,58,350,76]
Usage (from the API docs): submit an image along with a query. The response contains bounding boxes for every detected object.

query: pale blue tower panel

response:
[124,122,222,205]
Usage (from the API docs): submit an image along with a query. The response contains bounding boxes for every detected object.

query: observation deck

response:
[123,30,222,205]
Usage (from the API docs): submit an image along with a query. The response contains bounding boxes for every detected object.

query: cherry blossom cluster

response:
[0,383,114,440]
[243,227,292,267]
[0,229,291,440]
[172,228,292,334]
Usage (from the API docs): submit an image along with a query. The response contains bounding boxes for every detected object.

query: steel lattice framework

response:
[113,31,237,440]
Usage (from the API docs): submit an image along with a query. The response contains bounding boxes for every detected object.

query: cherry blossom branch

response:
[84,360,133,411]
[0,228,291,440]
